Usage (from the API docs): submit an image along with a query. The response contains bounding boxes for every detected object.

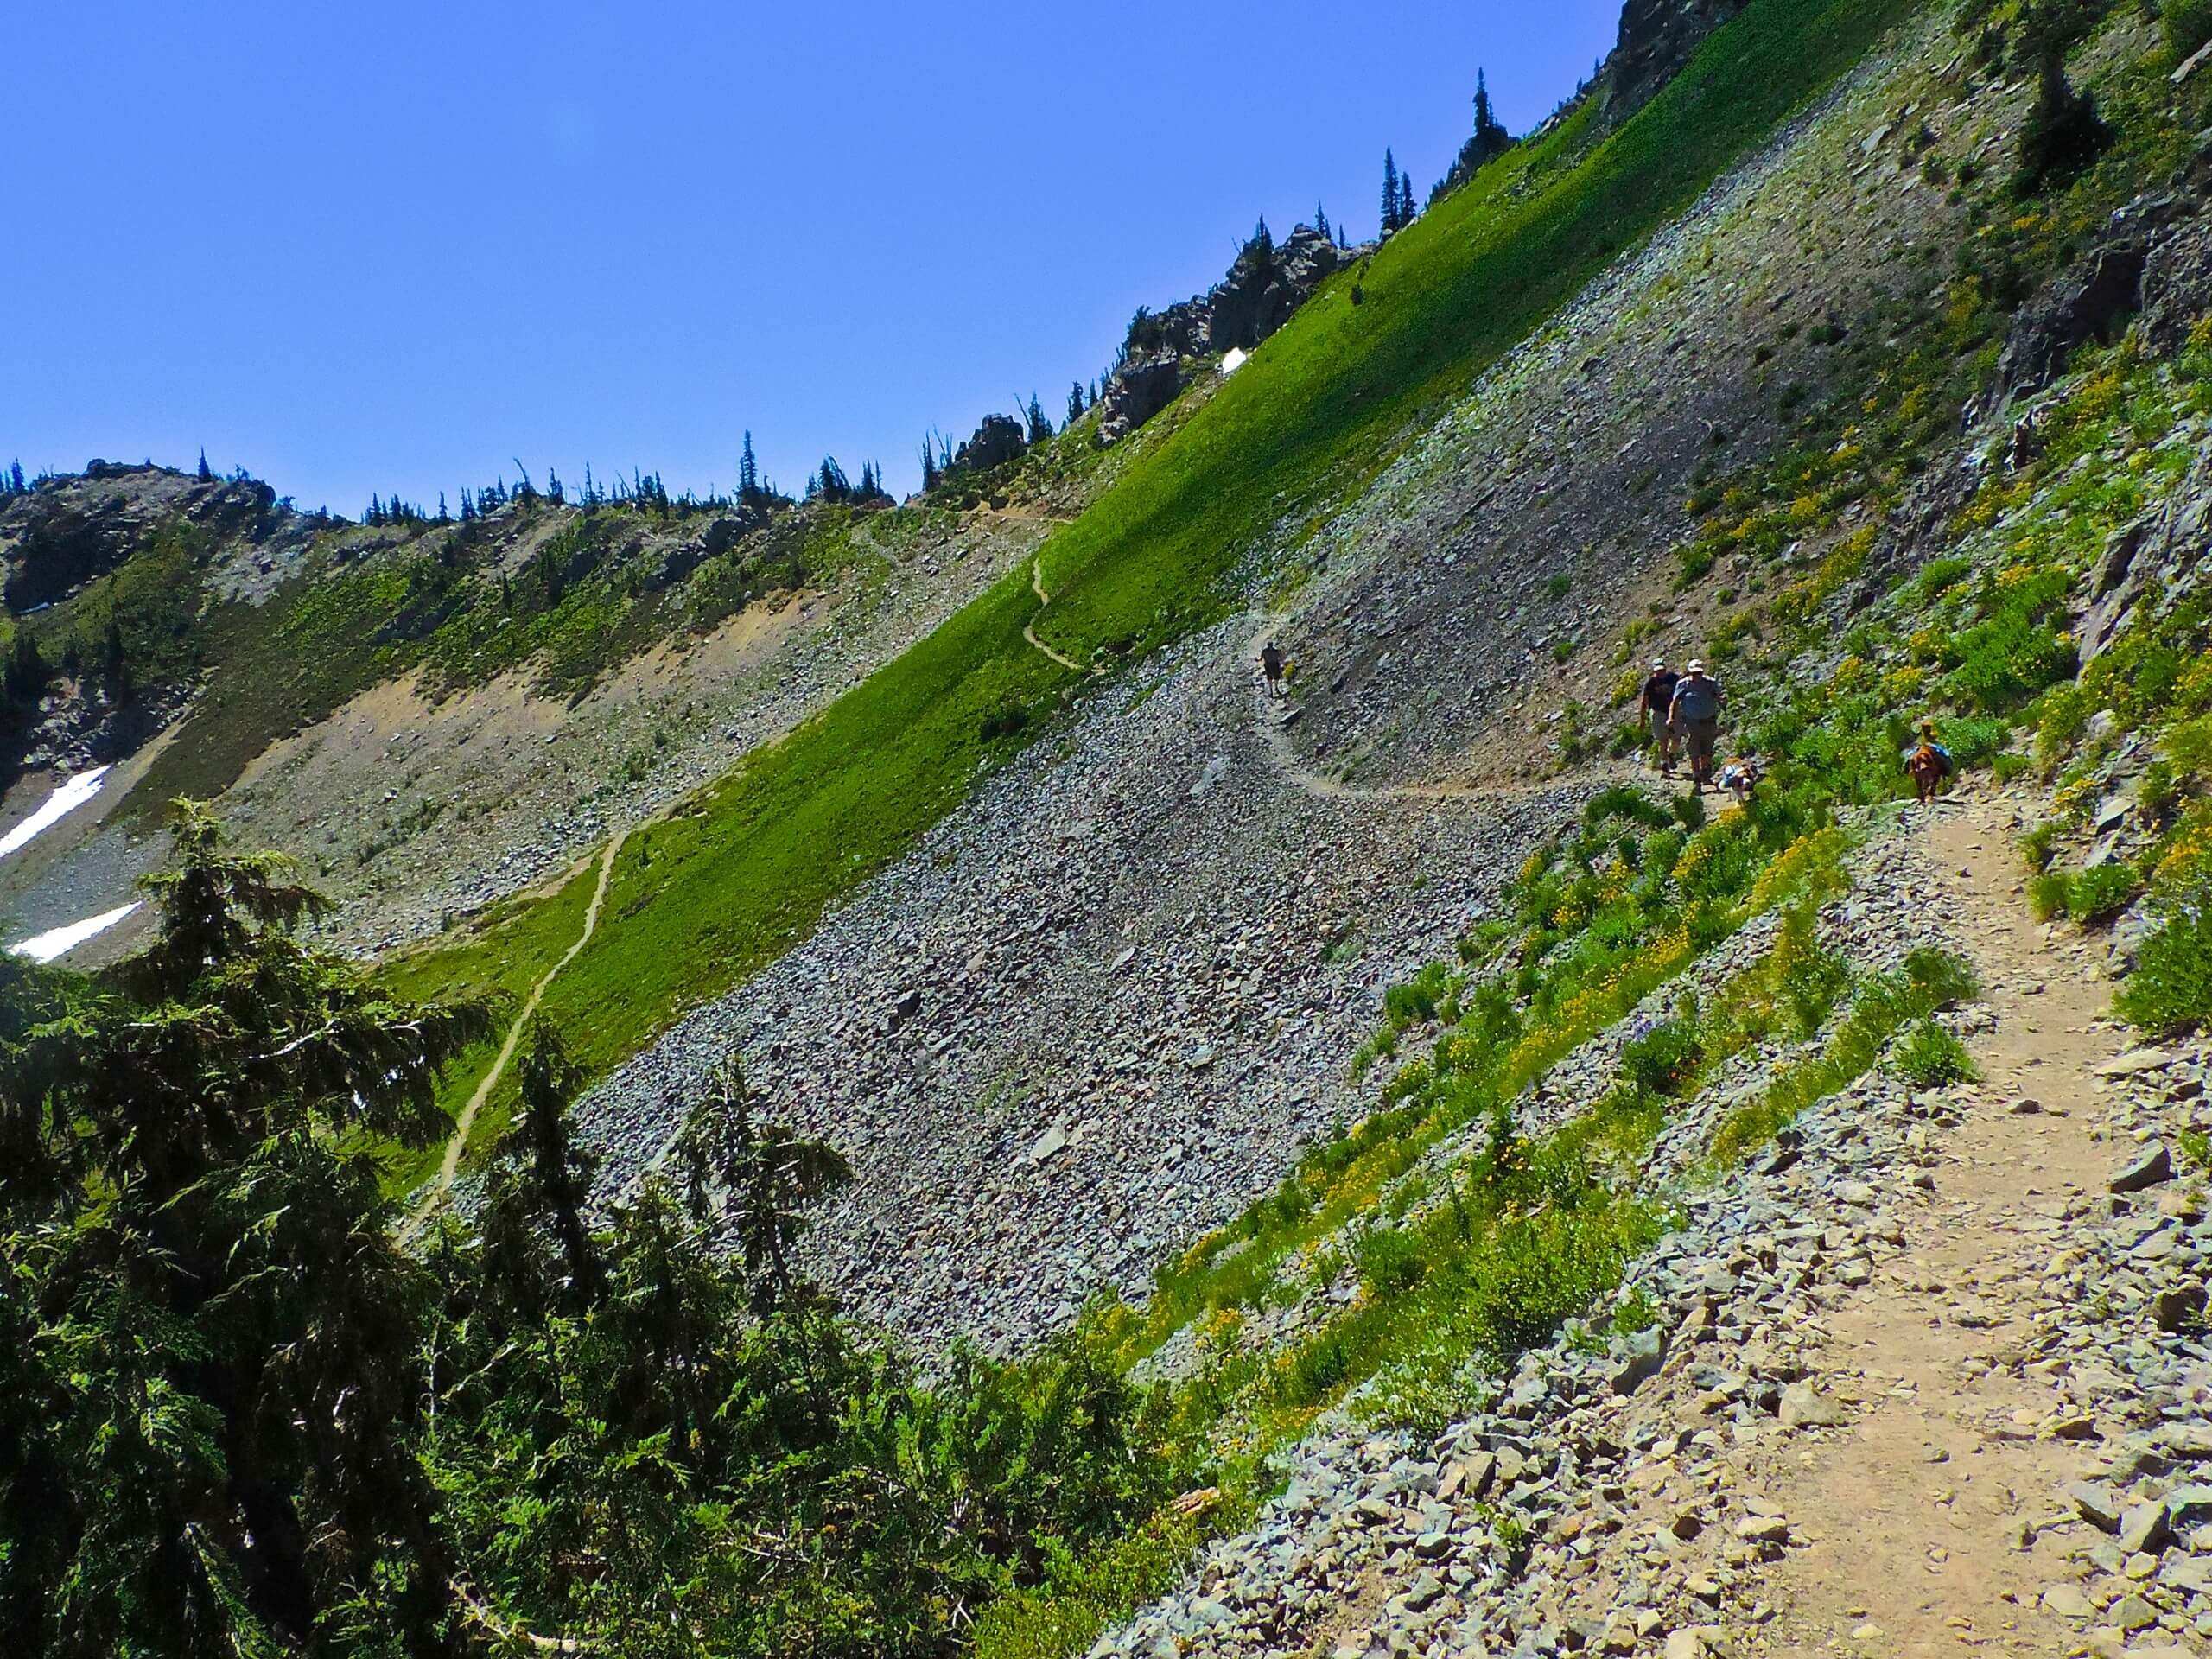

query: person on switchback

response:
[1261,642,1287,698]
[1903,721,1954,804]
[1638,658,1681,774]
[1669,659,1726,792]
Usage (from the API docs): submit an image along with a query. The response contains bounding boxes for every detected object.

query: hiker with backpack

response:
[1638,658,1681,775]
[1669,659,1726,793]
[1260,642,1287,698]
[1903,721,1955,804]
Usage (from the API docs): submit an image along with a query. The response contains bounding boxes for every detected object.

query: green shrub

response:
[1355,1223,1431,1295]
[2116,873,2212,1034]
[1890,1018,1979,1087]
[2021,822,2060,872]
[1384,962,1455,1027]
[2036,683,2092,769]
[2169,0,2212,61]
[1750,899,1847,1038]
[2068,861,2143,925]
[2169,713,2212,782]
[1941,716,2013,768]
[1619,1017,1705,1097]
[2029,868,2073,920]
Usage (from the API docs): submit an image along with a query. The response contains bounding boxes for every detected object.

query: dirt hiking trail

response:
[1708,792,2162,1657]
[1024,558,1085,672]
[410,828,631,1224]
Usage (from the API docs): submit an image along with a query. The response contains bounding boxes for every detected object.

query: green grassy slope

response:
[387,0,1925,1161]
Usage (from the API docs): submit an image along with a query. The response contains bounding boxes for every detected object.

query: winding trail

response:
[1239,616,1631,805]
[410,827,630,1224]
[1023,557,1085,672]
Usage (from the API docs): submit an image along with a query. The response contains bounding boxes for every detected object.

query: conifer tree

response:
[1382,148,1402,232]
[1068,380,1088,423]
[102,617,130,705]
[671,1064,850,1315]
[6,461,22,494]
[1314,200,1331,240]
[0,804,488,1655]
[1025,391,1053,445]
[920,434,941,493]
[195,447,212,481]
[4,628,47,704]
[739,430,762,505]
[1398,174,1416,229]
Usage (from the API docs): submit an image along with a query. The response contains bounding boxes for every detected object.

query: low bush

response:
[1890,1018,1979,1087]
[2116,870,2212,1034]
[2068,861,2143,925]
[2029,868,2073,921]
[2171,0,2212,57]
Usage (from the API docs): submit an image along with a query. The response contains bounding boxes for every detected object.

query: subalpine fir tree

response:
[102,615,130,704]
[920,434,941,493]
[739,430,762,505]
[196,447,212,481]
[1398,174,1416,229]
[1381,148,1402,232]
[0,804,489,1655]
[4,627,48,704]
[6,461,22,494]
[1314,201,1330,240]
[1025,391,1052,445]
[1068,380,1087,423]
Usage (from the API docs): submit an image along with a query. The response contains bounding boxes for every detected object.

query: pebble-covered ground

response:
[579,614,1604,1352]
[1086,798,2212,1659]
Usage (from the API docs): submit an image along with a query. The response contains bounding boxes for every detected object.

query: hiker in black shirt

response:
[1638,658,1681,775]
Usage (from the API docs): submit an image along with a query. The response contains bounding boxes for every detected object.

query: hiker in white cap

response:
[1669,659,1726,793]
[1637,658,1681,775]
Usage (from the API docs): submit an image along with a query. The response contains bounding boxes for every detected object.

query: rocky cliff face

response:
[0,462,312,611]
[1603,0,1751,118]
[1096,223,1363,445]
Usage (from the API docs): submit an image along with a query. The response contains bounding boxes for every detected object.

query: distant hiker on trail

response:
[1261,642,1287,698]
[1903,721,1954,804]
[1638,658,1681,774]
[1669,659,1726,792]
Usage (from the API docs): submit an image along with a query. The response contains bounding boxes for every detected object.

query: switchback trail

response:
[1242,619,1636,805]
[1023,558,1085,672]
[410,827,631,1224]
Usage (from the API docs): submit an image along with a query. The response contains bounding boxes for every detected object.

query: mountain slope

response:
[380,0,1922,1192]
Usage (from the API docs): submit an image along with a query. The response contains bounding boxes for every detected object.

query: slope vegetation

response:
[387,0,1923,1169]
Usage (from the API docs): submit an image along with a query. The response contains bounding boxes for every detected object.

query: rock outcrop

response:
[1602,0,1751,119]
[1096,223,1360,445]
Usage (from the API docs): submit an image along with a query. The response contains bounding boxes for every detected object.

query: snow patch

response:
[12,900,142,963]
[0,766,113,860]
[1220,347,1249,376]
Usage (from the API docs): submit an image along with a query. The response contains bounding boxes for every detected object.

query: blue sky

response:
[3,2,1624,512]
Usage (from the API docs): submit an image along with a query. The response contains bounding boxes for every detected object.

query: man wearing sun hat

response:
[1669,658,1726,793]
[1637,658,1681,775]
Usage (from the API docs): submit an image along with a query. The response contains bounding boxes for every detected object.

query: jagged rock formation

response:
[1602,0,1751,118]
[0,463,301,612]
[1096,223,1361,445]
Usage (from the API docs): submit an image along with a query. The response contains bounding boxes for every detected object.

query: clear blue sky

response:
[3,1,1623,513]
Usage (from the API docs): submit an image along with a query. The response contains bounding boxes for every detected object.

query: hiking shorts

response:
[1681,717,1719,766]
